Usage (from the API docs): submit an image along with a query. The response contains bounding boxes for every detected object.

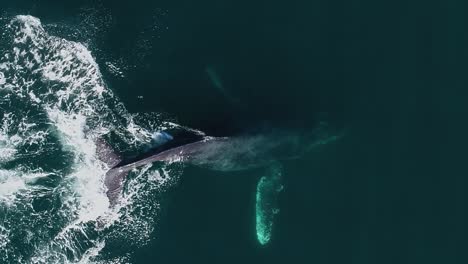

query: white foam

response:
[105,61,125,78]
[0,170,26,199]
[77,241,105,264]
[0,169,51,205]
[0,147,16,162]
[0,225,10,250]
[0,114,19,162]
[0,14,175,263]
[0,72,5,85]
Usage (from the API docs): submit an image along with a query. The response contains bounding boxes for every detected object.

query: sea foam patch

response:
[0,15,174,264]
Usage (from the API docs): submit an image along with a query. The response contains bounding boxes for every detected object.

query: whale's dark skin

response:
[97,126,340,205]
[98,137,231,204]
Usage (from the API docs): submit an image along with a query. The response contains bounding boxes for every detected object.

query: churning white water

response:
[0,15,177,263]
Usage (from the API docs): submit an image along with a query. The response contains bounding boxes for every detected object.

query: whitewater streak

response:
[0,15,175,263]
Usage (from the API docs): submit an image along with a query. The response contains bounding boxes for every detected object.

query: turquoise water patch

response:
[255,165,283,245]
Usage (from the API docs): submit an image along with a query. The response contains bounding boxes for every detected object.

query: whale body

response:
[97,125,340,205]
[96,125,340,245]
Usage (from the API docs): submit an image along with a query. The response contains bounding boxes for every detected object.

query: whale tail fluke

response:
[95,137,129,206]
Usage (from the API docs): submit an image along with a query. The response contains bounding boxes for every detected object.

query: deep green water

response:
[1,0,467,263]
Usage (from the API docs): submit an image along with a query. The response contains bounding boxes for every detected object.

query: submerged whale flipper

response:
[256,163,284,245]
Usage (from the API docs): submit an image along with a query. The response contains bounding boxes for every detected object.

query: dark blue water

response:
[1,0,467,263]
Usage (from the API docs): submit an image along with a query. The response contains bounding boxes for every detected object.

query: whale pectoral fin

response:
[255,163,284,246]
[95,137,122,168]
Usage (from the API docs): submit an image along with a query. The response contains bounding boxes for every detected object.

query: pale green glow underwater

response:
[255,166,283,245]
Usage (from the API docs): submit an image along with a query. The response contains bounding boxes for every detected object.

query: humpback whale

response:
[97,124,340,244]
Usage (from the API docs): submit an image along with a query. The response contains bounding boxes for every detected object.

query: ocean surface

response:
[0,0,467,263]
